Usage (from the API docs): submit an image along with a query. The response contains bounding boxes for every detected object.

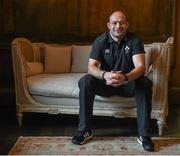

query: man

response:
[72,10,154,152]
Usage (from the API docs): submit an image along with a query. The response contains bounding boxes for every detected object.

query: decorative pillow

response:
[44,45,71,73]
[71,45,92,73]
[25,62,43,76]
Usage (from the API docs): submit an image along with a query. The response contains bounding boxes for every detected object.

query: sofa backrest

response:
[11,37,172,80]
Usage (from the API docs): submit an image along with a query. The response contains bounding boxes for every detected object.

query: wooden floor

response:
[0,104,180,154]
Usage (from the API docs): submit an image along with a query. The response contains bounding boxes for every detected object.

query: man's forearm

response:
[125,66,145,81]
[88,66,104,80]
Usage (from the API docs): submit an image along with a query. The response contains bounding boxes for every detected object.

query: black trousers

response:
[78,74,152,136]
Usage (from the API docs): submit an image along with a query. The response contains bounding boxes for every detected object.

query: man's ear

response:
[126,21,129,29]
[107,22,110,29]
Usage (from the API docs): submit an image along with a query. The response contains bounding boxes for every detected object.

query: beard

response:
[114,29,126,37]
[110,29,127,41]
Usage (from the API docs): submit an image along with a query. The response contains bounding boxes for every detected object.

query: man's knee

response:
[135,76,152,90]
[78,74,96,88]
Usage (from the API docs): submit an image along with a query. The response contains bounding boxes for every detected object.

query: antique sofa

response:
[11,37,173,135]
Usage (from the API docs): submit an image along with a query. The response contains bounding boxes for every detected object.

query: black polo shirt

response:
[90,31,145,74]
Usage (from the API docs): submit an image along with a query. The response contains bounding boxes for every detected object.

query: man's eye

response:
[112,22,117,25]
[111,21,126,25]
[120,22,126,25]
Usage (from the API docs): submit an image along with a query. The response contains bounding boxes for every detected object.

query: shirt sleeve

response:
[132,37,145,56]
[89,39,102,62]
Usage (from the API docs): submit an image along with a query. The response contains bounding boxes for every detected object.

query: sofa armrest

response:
[11,38,40,106]
[150,43,173,114]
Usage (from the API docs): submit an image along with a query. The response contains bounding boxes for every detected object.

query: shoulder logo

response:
[105,49,110,54]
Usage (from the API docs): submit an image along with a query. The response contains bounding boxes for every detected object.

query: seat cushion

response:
[27,73,135,108]
[27,73,84,98]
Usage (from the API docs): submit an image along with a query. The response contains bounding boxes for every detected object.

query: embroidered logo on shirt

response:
[105,49,110,54]
[125,45,130,53]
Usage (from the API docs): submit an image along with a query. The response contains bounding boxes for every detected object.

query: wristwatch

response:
[102,71,106,80]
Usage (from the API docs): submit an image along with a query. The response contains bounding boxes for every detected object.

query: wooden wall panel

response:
[169,0,180,105]
[172,0,180,87]
[1,0,78,42]
[78,0,173,41]
[0,0,173,43]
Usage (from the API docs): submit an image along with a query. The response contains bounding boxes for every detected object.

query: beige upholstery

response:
[25,62,43,76]
[71,45,92,72]
[11,37,173,135]
[44,45,72,73]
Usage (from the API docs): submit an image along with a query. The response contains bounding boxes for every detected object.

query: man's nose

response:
[116,22,121,28]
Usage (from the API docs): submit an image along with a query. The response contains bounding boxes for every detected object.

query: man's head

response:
[107,11,128,41]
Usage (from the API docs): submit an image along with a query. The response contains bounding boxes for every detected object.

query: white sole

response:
[80,135,93,145]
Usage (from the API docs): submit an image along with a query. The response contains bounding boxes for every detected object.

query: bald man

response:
[71,11,154,152]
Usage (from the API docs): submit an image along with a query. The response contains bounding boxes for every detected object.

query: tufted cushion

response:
[25,62,43,76]
[71,45,91,73]
[44,45,71,73]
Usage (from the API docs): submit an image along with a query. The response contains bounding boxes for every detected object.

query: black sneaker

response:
[137,136,154,152]
[71,130,93,145]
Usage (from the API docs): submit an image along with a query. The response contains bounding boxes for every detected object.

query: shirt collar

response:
[107,31,129,44]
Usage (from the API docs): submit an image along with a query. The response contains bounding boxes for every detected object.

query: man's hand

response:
[104,71,126,87]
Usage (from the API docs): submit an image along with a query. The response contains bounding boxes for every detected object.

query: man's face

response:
[107,12,128,40]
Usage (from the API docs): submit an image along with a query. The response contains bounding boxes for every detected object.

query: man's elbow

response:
[87,68,91,74]
[141,66,146,74]
[136,65,145,74]
[87,66,92,74]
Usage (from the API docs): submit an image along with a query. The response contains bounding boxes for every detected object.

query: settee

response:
[11,37,173,135]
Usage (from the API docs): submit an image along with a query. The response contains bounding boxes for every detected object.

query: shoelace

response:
[78,131,90,138]
[83,132,89,138]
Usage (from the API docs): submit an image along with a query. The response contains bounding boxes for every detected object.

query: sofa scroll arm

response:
[151,43,172,135]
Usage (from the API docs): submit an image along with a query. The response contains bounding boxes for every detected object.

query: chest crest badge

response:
[125,45,130,53]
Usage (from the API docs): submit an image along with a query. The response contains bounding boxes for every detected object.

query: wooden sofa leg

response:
[17,112,23,126]
[157,120,166,135]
